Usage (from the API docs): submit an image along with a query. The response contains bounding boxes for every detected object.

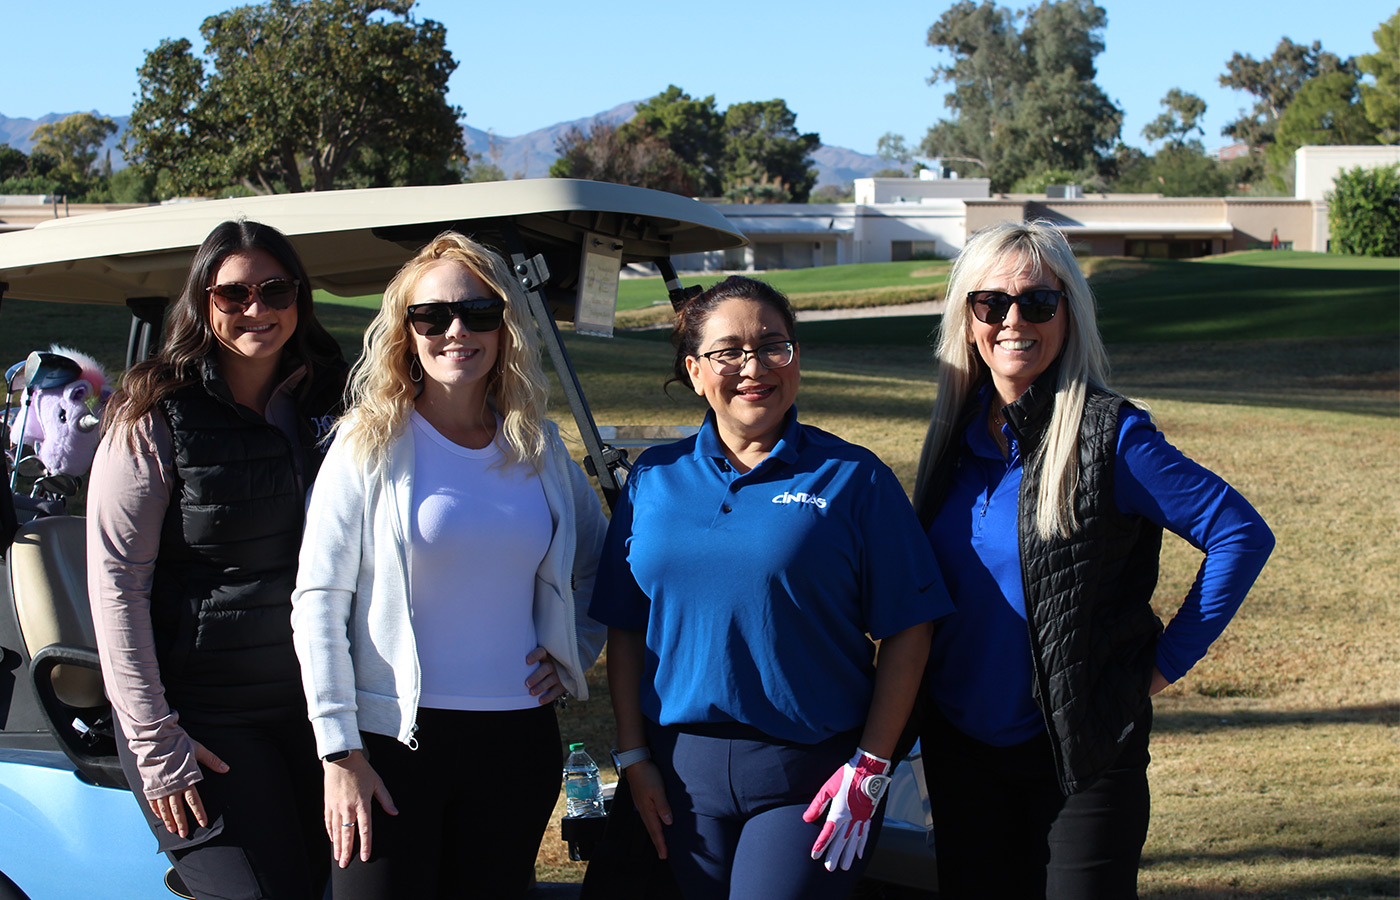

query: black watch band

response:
[322,750,352,763]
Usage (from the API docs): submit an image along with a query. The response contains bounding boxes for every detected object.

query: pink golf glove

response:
[801,748,892,872]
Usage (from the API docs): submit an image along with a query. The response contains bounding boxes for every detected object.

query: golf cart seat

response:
[8,515,125,788]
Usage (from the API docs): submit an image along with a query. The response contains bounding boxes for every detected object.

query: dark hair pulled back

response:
[667,275,797,391]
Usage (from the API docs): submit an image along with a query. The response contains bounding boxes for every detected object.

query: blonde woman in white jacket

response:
[291,232,607,899]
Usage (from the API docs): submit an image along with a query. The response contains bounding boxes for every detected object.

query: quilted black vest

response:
[149,359,341,722]
[915,368,1163,794]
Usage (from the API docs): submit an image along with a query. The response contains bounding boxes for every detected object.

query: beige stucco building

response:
[678,145,1399,271]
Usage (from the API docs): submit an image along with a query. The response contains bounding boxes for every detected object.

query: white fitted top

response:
[408,412,552,710]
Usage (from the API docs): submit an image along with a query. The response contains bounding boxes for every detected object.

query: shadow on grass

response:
[313,303,378,362]
[0,299,133,375]
[1108,336,1398,418]
[1141,870,1398,900]
[1144,840,1399,867]
[1152,701,1397,733]
[1092,256,1399,343]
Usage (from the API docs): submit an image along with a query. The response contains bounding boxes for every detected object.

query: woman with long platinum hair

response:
[913,221,1274,899]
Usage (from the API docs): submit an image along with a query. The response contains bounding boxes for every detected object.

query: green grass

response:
[1089,252,1399,343]
[617,259,950,311]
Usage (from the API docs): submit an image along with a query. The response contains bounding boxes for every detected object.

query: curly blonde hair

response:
[926,220,1116,539]
[337,232,549,471]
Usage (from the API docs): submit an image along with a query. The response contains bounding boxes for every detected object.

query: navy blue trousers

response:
[921,704,1152,900]
[647,722,884,900]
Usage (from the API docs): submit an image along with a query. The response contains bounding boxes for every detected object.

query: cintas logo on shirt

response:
[772,490,829,510]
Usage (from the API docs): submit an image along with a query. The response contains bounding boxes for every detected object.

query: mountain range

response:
[1,103,889,189]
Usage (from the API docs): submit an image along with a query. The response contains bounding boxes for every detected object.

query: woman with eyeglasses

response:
[591,275,952,900]
[912,222,1274,899]
[88,219,348,899]
[290,231,607,898]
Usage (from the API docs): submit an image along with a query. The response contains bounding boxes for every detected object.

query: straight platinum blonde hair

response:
[928,221,1116,538]
[337,232,549,471]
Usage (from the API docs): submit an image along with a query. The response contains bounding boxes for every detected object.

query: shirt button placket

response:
[713,462,738,524]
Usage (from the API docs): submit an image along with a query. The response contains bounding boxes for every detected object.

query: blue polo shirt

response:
[591,409,952,745]
[926,387,1275,747]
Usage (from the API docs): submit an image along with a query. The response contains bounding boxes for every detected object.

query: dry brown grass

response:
[535,331,1399,897]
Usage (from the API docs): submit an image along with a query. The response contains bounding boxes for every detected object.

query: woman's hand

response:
[323,751,398,867]
[525,646,567,705]
[147,740,229,838]
[625,759,673,859]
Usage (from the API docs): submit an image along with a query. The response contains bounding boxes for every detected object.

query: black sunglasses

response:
[406,298,506,336]
[207,278,301,313]
[967,289,1063,324]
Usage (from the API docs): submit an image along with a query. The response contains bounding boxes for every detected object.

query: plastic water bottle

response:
[562,742,605,818]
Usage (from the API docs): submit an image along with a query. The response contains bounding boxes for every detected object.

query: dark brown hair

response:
[668,275,798,391]
[109,219,344,431]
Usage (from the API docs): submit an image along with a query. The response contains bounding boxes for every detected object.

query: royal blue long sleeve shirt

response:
[926,391,1274,747]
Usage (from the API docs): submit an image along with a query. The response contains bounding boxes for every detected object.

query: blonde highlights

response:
[928,221,1115,539]
[337,232,549,471]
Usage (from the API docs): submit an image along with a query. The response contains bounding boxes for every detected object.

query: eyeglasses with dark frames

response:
[206,278,301,314]
[698,341,797,376]
[967,289,1063,325]
[406,298,507,336]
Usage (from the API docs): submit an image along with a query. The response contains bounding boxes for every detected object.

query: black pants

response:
[118,714,329,900]
[331,704,561,900]
[920,705,1152,900]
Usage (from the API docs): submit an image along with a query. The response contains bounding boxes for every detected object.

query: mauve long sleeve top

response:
[87,379,301,800]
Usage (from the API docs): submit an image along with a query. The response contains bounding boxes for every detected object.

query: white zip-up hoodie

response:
[291,418,608,757]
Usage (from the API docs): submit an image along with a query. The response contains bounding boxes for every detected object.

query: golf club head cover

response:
[802,747,892,872]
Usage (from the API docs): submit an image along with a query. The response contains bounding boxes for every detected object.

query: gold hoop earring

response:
[409,356,424,383]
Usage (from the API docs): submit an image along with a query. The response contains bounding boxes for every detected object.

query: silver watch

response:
[610,746,652,774]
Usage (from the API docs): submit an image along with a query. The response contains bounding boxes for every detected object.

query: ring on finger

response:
[342,822,356,828]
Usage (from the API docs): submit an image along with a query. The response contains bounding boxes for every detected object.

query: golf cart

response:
[0,179,935,898]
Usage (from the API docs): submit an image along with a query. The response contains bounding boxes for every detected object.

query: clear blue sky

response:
[2,0,1393,156]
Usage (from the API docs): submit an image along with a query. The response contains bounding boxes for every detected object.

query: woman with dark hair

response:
[291,232,607,898]
[591,275,952,900]
[88,219,347,899]
[914,221,1274,899]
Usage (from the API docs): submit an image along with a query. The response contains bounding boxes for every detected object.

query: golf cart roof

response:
[0,179,746,305]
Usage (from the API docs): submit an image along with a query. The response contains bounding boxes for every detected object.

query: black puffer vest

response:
[914,367,1163,794]
[149,357,343,722]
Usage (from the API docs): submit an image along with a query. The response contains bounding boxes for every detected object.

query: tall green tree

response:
[548,88,819,202]
[28,113,118,197]
[1271,69,1377,163]
[1142,89,1207,149]
[720,100,820,203]
[124,0,465,195]
[875,132,914,175]
[1359,12,1400,144]
[549,122,695,195]
[921,0,1121,192]
[1113,145,1234,197]
[0,144,29,182]
[620,86,725,195]
[1219,37,1353,149]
